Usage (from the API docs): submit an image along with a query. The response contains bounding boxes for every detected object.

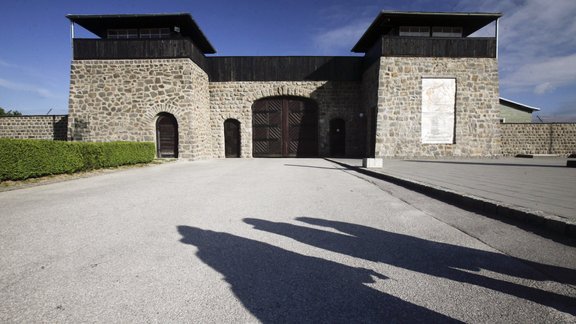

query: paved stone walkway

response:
[333,158,576,224]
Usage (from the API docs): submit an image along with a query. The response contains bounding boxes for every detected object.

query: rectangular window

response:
[107,29,138,39]
[140,28,171,39]
[421,78,456,144]
[399,26,430,37]
[432,26,463,38]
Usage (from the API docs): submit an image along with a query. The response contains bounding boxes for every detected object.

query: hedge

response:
[0,139,156,181]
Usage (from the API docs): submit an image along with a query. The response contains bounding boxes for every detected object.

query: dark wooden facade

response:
[72,40,363,81]
[70,11,500,82]
[73,38,207,70]
[208,56,363,82]
[377,36,497,58]
[362,36,496,68]
[73,36,495,82]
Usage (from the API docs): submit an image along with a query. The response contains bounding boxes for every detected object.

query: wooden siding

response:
[72,37,495,81]
[207,57,363,82]
[73,38,206,70]
[378,37,497,58]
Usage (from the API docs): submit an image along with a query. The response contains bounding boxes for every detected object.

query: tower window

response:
[107,29,138,39]
[140,28,171,39]
[432,27,463,38]
[399,26,430,37]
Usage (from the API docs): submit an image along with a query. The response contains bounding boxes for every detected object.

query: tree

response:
[0,107,23,116]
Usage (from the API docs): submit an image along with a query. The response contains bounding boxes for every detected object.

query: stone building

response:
[66,11,502,159]
[499,98,540,123]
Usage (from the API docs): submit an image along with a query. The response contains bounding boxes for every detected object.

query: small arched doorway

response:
[156,113,178,158]
[329,118,346,156]
[224,119,241,158]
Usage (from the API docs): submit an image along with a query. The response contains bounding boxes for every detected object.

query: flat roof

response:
[66,13,216,54]
[352,11,502,53]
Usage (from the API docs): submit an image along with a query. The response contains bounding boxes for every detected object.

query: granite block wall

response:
[68,58,210,159]
[374,57,501,158]
[209,81,363,158]
[500,123,576,156]
[0,115,68,140]
[64,56,506,159]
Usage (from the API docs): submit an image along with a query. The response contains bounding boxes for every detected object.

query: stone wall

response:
[374,57,501,158]
[65,56,504,159]
[0,115,68,140]
[68,58,210,159]
[500,123,576,156]
[209,81,363,158]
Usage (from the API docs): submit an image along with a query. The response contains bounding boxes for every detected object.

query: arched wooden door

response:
[156,113,178,158]
[224,119,241,158]
[252,96,318,157]
[329,118,346,156]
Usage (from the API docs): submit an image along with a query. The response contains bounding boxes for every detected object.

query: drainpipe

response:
[70,21,75,59]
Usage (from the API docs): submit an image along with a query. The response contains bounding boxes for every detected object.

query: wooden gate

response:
[156,113,178,158]
[224,119,241,158]
[252,97,318,157]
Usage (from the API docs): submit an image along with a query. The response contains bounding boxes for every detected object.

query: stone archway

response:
[156,112,178,158]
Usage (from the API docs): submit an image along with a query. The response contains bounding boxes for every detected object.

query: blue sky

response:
[0,0,575,120]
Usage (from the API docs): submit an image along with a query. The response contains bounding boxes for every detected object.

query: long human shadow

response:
[244,218,576,316]
[177,226,461,323]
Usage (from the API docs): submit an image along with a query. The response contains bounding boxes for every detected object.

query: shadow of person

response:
[243,218,576,316]
[177,226,460,323]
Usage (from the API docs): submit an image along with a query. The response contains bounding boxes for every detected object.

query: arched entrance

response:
[252,96,318,157]
[156,113,178,158]
[329,118,346,156]
[224,119,241,158]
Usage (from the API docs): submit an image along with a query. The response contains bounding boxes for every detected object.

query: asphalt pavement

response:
[1,159,575,322]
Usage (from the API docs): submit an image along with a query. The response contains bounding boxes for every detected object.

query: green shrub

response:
[0,139,155,181]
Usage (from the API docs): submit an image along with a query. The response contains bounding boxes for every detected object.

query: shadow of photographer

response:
[178,225,460,323]
[243,217,576,316]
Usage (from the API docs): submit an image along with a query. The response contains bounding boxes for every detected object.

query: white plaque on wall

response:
[421,78,456,144]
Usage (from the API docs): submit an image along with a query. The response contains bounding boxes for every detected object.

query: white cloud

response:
[313,20,370,54]
[502,53,576,94]
[0,78,61,99]
[456,0,576,96]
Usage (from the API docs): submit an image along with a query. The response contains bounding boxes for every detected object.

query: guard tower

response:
[66,13,215,159]
[354,11,502,159]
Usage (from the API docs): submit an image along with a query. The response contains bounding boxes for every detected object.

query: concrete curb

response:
[326,158,576,239]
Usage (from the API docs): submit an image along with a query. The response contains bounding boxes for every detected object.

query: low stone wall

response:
[500,123,576,156]
[0,115,68,140]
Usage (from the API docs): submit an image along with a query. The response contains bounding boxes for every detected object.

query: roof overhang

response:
[66,13,216,54]
[500,98,540,112]
[352,11,502,53]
